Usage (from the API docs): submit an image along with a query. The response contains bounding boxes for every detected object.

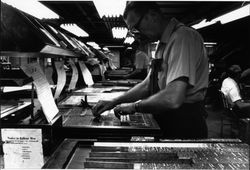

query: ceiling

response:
[41,1,247,47]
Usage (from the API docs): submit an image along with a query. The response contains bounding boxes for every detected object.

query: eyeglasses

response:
[130,14,144,34]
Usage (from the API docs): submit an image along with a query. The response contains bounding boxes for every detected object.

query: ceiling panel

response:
[41,1,246,47]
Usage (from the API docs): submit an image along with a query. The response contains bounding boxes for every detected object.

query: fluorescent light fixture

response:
[93,0,126,18]
[192,19,217,29]
[216,4,250,24]
[87,42,101,49]
[103,47,110,51]
[124,37,135,44]
[192,4,250,29]
[60,24,89,37]
[204,42,217,45]
[112,27,128,39]
[2,0,59,19]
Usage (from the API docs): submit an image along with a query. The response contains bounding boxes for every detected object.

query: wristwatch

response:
[134,100,141,113]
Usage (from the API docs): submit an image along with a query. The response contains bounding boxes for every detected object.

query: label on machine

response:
[1,128,44,169]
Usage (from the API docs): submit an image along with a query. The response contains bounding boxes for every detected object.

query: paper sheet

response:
[54,61,66,99]
[78,61,94,86]
[68,59,78,90]
[1,128,44,169]
[21,63,58,123]
[74,87,112,93]
[86,92,124,103]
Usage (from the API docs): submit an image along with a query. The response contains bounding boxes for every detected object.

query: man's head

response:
[123,1,167,42]
[227,65,242,79]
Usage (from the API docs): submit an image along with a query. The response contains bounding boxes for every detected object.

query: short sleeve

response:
[221,78,242,103]
[166,29,201,86]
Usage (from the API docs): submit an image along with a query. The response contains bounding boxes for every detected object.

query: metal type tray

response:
[58,107,161,139]
[43,138,249,169]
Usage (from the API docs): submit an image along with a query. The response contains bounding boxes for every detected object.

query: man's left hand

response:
[114,103,136,122]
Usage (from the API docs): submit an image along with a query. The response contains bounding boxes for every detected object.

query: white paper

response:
[86,92,124,103]
[54,61,66,99]
[75,87,112,93]
[3,84,32,93]
[68,59,78,90]
[78,61,94,86]
[21,63,58,123]
[1,128,44,169]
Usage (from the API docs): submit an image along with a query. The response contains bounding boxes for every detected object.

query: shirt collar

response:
[160,18,180,43]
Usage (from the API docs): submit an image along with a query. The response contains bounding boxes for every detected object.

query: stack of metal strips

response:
[83,144,249,169]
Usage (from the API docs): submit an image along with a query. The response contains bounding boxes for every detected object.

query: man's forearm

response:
[113,79,150,105]
[136,79,188,114]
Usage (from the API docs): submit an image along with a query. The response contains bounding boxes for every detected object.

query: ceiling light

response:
[204,42,217,45]
[102,47,110,51]
[93,0,126,18]
[60,24,89,37]
[2,0,59,19]
[214,4,250,24]
[192,4,250,29]
[87,42,101,49]
[192,19,217,29]
[112,27,128,39]
[124,37,135,44]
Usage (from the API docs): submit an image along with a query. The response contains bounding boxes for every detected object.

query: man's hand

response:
[114,103,136,122]
[92,100,116,117]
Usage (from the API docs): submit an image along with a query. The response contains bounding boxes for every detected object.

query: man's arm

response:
[114,71,151,105]
[92,71,151,116]
[137,77,188,114]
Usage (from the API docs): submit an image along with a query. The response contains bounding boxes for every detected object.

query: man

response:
[221,65,250,117]
[92,2,208,139]
[124,42,150,79]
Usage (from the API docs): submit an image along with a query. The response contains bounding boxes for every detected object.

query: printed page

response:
[78,61,94,86]
[21,63,58,123]
[54,61,66,99]
[68,59,78,90]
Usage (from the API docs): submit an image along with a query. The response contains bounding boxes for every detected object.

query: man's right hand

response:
[92,100,116,117]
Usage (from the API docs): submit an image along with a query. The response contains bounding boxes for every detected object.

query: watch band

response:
[134,100,141,113]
